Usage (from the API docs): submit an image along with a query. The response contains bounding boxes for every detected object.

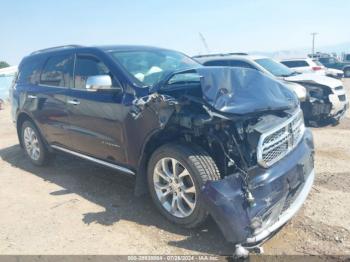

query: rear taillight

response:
[312,66,322,71]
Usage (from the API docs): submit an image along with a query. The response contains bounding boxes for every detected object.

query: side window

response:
[282,61,308,67]
[328,58,335,64]
[297,61,309,67]
[319,58,329,64]
[281,61,294,67]
[40,54,74,88]
[203,60,229,66]
[17,57,44,84]
[74,55,120,89]
[228,60,256,69]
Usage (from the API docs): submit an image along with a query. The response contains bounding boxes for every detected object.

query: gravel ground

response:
[0,80,349,256]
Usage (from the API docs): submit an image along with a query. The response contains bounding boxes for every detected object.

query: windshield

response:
[109,49,200,87]
[255,58,295,77]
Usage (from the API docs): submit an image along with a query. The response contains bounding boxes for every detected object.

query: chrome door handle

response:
[67,99,80,105]
[28,95,37,99]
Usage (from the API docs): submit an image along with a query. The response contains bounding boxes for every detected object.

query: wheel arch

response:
[134,128,188,196]
[16,112,49,150]
[16,112,34,148]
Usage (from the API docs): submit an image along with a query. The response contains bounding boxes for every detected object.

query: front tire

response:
[344,68,350,78]
[147,143,220,228]
[21,120,51,166]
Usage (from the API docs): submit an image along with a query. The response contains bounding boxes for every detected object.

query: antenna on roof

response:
[199,32,210,53]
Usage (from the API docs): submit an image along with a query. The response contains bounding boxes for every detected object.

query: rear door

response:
[66,52,127,163]
[19,53,74,148]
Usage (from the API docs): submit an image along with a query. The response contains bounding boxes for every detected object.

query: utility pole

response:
[311,32,318,57]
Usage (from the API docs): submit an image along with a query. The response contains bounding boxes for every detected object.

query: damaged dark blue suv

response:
[11,45,315,256]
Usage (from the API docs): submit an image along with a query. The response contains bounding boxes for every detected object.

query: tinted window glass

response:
[40,55,74,87]
[228,60,256,69]
[319,58,329,64]
[281,60,309,68]
[346,55,350,61]
[203,60,229,66]
[17,57,44,84]
[74,56,112,89]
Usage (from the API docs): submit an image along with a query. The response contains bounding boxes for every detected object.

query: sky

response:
[1,0,349,65]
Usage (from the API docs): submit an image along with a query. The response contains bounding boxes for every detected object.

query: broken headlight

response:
[303,84,331,100]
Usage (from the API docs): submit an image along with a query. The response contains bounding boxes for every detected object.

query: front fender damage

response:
[202,129,314,246]
[129,68,314,253]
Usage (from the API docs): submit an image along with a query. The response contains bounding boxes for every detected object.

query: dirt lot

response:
[0,80,349,256]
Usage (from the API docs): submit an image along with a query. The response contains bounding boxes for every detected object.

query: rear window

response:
[203,60,229,66]
[281,60,309,68]
[204,60,256,70]
[227,60,256,69]
[40,54,74,88]
[17,57,45,84]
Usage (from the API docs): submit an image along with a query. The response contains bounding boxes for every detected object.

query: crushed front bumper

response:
[202,129,314,245]
[328,93,349,121]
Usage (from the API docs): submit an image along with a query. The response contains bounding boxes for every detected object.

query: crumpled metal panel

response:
[195,67,299,115]
[202,129,314,244]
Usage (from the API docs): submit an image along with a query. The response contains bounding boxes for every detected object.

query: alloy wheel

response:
[153,157,196,218]
[23,126,41,161]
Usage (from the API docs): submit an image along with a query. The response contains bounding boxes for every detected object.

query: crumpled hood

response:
[194,67,298,115]
[284,73,343,89]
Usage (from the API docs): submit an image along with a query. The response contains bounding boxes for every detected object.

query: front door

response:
[66,53,127,164]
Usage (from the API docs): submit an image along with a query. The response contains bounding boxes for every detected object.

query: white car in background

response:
[280,58,343,79]
[194,54,348,125]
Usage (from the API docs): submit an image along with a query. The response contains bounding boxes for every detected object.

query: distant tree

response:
[0,61,10,69]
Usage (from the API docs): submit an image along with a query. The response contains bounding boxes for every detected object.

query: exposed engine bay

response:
[286,79,349,126]
[131,67,300,179]
[130,67,314,255]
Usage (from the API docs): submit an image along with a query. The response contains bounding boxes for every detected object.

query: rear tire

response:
[344,68,350,78]
[21,120,51,166]
[147,143,220,228]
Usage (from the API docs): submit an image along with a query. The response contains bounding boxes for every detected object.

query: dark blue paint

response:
[202,129,314,244]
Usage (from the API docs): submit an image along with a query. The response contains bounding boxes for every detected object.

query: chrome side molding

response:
[51,145,135,175]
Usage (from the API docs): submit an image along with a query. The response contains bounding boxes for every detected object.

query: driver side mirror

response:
[86,75,122,92]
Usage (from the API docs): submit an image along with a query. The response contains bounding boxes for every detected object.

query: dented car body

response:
[12,45,314,252]
[195,54,349,126]
[134,66,315,247]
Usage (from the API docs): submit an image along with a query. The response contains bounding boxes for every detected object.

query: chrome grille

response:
[257,110,305,167]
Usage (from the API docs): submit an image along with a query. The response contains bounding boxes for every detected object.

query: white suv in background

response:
[194,54,348,125]
[281,58,343,79]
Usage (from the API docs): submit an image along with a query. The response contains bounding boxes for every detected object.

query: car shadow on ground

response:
[0,144,232,255]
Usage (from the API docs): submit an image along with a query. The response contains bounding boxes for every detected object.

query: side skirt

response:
[51,145,135,176]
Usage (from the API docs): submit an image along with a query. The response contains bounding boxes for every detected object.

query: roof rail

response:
[30,45,83,55]
[193,52,248,58]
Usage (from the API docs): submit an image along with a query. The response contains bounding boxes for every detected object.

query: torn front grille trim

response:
[257,109,305,168]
